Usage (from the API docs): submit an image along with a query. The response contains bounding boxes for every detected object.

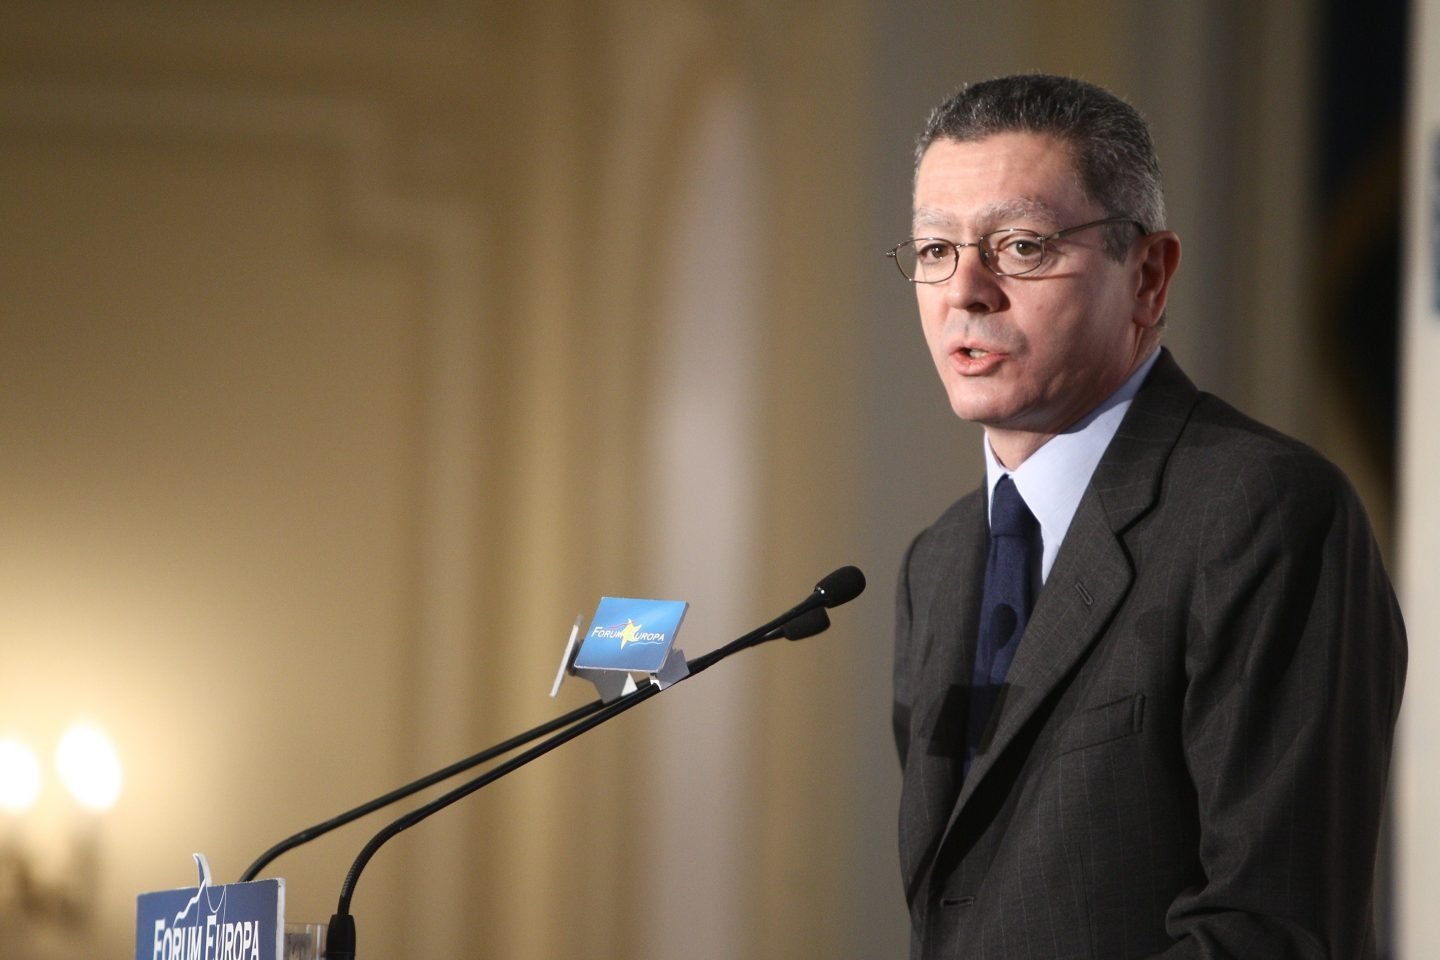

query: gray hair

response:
[917,74,1166,258]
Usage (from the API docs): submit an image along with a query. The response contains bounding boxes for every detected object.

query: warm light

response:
[0,735,42,813]
[55,722,122,812]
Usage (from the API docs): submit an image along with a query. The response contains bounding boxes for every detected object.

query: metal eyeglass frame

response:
[885,216,1148,282]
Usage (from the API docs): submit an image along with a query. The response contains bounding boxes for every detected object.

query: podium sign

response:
[137,866,283,960]
[573,597,688,673]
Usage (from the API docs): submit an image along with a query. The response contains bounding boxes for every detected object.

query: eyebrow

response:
[912,197,1067,235]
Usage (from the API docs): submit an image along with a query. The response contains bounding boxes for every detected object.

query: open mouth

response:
[961,347,991,359]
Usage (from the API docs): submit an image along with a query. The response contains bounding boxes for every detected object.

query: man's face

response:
[912,132,1159,464]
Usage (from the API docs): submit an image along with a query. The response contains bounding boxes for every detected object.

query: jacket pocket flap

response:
[1056,692,1145,755]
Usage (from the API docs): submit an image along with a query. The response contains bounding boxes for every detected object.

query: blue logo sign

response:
[137,868,283,960]
[573,597,688,673]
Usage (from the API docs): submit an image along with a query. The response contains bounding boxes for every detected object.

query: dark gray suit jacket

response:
[893,350,1406,959]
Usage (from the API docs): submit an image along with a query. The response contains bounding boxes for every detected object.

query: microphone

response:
[322,565,865,960]
[686,565,865,667]
[242,568,865,886]
[244,567,865,888]
[814,565,866,608]
[779,605,830,641]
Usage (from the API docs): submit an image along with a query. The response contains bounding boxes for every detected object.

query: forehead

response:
[912,132,1090,232]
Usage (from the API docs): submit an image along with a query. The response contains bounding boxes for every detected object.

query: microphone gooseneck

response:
[324,564,865,960]
[238,698,608,883]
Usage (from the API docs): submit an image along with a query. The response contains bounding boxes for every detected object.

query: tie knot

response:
[990,475,1037,540]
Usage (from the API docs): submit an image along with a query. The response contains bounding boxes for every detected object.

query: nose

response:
[942,244,1005,314]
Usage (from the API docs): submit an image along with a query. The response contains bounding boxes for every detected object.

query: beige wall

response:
[0,2,1408,959]
[1,4,874,958]
[1398,0,1440,954]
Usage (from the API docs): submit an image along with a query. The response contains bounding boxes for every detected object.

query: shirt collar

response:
[984,347,1160,582]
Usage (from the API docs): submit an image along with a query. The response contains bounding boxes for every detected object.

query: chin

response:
[947,397,1001,425]
[943,384,1004,425]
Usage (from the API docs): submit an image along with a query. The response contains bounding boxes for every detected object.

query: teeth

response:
[965,348,990,359]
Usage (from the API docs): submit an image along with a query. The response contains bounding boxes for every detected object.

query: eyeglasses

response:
[885,217,1147,283]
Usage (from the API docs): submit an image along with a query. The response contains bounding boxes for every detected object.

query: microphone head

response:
[780,606,831,641]
[814,565,866,608]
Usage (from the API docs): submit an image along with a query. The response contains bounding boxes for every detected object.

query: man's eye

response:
[996,237,1044,261]
[916,241,953,263]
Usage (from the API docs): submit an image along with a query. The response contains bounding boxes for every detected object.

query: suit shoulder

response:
[1179,393,1354,495]
[1162,392,1376,549]
[896,487,985,615]
[907,487,985,554]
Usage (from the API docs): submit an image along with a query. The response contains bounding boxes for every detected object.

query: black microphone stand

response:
[323,596,845,960]
[237,697,610,883]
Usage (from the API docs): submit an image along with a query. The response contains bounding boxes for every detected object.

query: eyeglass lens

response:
[894,232,1048,282]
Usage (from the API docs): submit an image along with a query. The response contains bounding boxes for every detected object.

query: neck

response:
[986,339,1161,471]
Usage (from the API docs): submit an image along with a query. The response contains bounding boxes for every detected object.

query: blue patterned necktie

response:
[965,474,1038,777]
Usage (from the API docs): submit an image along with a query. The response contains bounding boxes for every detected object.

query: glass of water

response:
[283,922,327,960]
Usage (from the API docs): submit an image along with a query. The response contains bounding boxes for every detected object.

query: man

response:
[890,74,1406,959]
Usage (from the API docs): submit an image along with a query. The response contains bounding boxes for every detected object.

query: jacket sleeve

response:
[1153,452,1406,958]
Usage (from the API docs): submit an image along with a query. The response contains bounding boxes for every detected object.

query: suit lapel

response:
[937,350,1200,844]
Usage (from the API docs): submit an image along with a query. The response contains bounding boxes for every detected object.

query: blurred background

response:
[1,1,1436,957]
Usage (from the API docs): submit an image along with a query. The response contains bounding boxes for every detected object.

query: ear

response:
[1130,230,1181,328]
